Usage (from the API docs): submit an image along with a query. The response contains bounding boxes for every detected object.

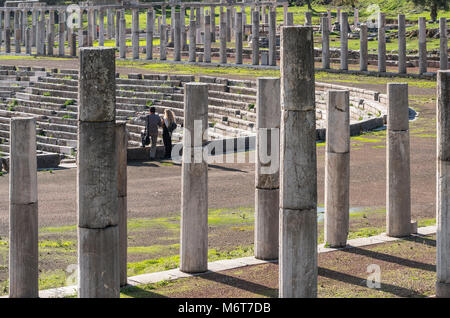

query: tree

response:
[412,0,447,21]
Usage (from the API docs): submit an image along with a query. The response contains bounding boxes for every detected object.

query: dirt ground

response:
[0,57,439,296]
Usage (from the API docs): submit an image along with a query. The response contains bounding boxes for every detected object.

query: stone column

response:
[5,27,10,53]
[226,7,231,42]
[170,6,175,46]
[437,70,450,297]
[279,26,317,298]
[327,10,332,32]
[9,117,38,298]
[211,5,216,43]
[268,10,276,66]
[107,8,112,39]
[204,13,211,63]
[21,10,26,45]
[378,12,386,73]
[235,11,242,64]
[440,17,448,70]
[304,11,312,26]
[174,11,181,61]
[31,9,37,47]
[188,19,195,62]
[87,9,93,46]
[398,14,407,74]
[387,83,411,237]
[283,5,288,25]
[14,10,20,53]
[219,11,226,64]
[255,77,280,260]
[59,11,65,56]
[325,90,350,248]
[252,10,259,65]
[25,26,31,54]
[160,23,167,60]
[322,17,330,69]
[340,12,348,70]
[132,9,139,59]
[99,8,105,46]
[70,32,76,56]
[180,83,209,274]
[418,17,427,74]
[116,122,128,287]
[337,8,341,23]
[354,8,359,27]
[0,10,3,51]
[115,10,120,48]
[286,12,293,26]
[78,10,84,48]
[47,15,54,56]
[181,6,187,49]
[360,23,368,71]
[119,15,126,59]
[146,9,153,60]
[78,47,119,298]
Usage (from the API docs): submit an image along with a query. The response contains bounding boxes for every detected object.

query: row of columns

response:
[321,13,449,74]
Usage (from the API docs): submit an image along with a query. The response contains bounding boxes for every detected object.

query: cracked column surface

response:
[9,117,38,298]
[386,83,411,237]
[78,47,119,298]
[325,90,350,248]
[436,71,450,297]
[180,83,209,274]
[279,26,317,298]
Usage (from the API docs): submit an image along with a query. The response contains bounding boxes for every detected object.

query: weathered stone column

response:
[322,17,330,69]
[304,11,312,26]
[283,5,288,25]
[398,14,407,74]
[119,15,126,59]
[14,10,20,53]
[180,82,209,274]
[21,10,26,45]
[235,11,242,64]
[325,90,350,248]
[9,117,38,298]
[70,32,76,57]
[255,77,280,260]
[115,10,120,47]
[59,11,65,56]
[188,19,195,62]
[279,26,317,298]
[107,8,113,39]
[132,9,139,60]
[31,9,37,47]
[378,12,386,73]
[204,13,211,63]
[87,9,93,46]
[226,7,231,42]
[360,23,368,71]
[116,122,128,287]
[354,8,359,27]
[99,8,105,47]
[5,27,10,53]
[286,12,293,26]
[387,83,411,237]
[268,10,276,66]
[252,10,259,65]
[437,70,450,297]
[146,9,153,60]
[174,11,181,61]
[327,9,332,31]
[47,15,54,56]
[220,11,226,64]
[78,10,84,48]
[25,26,31,54]
[440,17,448,70]
[180,6,186,50]
[0,11,3,51]
[78,47,119,298]
[160,23,167,60]
[418,17,427,74]
[169,6,175,46]
[337,8,341,23]
[211,5,216,43]
[340,12,348,70]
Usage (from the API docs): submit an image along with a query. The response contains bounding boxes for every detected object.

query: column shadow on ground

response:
[120,285,169,298]
[318,267,427,297]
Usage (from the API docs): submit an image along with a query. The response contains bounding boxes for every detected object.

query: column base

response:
[436,282,450,298]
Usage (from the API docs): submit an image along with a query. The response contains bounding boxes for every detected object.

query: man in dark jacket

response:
[140,107,161,160]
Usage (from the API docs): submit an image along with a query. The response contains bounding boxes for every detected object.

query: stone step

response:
[41,77,78,87]
[27,87,78,100]
[116,78,181,87]
[33,81,78,92]
[208,97,252,111]
[208,90,256,104]
[116,84,176,94]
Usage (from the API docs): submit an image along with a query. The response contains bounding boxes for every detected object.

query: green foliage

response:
[63,99,75,107]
